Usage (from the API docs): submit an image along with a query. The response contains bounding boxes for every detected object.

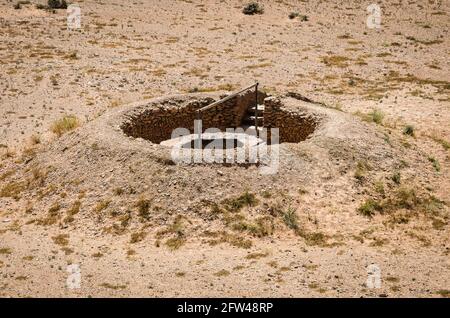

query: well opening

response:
[120,92,321,145]
[120,90,265,144]
[182,138,244,150]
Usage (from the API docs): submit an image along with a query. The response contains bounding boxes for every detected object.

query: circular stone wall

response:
[120,90,262,144]
[119,92,323,145]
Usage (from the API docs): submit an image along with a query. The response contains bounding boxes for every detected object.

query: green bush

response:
[283,207,299,230]
[243,2,264,15]
[358,199,382,217]
[403,125,415,136]
[392,171,401,184]
[51,115,79,136]
[369,108,384,124]
[428,157,440,172]
[289,12,299,19]
[222,191,258,212]
[48,0,68,9]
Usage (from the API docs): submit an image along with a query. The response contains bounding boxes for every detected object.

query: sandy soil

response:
[0,0,449,297]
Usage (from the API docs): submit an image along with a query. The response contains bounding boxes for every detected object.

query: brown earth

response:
[0,0,449,297]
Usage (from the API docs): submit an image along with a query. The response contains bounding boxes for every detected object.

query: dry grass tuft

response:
[136,197,151,220]
[282,207,299,231]
[130,231,147,244]
[0,181,26,199]
[165,237,186,250]
[245,251,269,259]
[52,234,69,246]
[51,115,79,137]
[94,199,111,213]
[100,282,127,290]
[322,55,350,68]
[214,269,230,277]
[222,191,258,212]
[204,231,253,249]
[0,248,12,255]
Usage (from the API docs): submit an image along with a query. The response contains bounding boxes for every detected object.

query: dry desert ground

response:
[0,0,449,297]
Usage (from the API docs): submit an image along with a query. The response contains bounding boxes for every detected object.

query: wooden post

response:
[254,82,259,136]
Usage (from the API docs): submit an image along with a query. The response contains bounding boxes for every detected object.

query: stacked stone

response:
[120,91,255,144]
[263,97,318,143]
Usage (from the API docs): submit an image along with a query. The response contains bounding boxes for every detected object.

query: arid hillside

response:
[0,0,449,297]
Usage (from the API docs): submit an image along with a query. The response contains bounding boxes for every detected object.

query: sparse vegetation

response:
[47,0,68,9]
[0,181,26,199]
[51,115,79,137]
[165,237,185,250]
[436,290,450,298]
[64,200,81,223]
[371,110,384,125]
[245,62,273,69]
[370,237,389,247]
[374,181,385,195]
[388,187,421,210]
[282,207,299,231]
[100,282,126,290]
[359,185,446,219]
[204,231,252,249]
[429,136,450,150]
[408,231,431,247]
[222,191,258,212]
[358,198,382,217]
[308,282,327,293]
[354,161,370,183]
[113,187,124,196]
[37,202,61,226]
[214,269,230,277]
[0,248,12,255]
[67,200,81,216]
[431,218,446,230]
[288,12,308,21]
[94,199,110,213]
[322,55,350,68]
[242,2,264,15]
[30,134,41,145]
[428,157,440,172]
[392,171,401,185]
[403,125,415,136]
[288,12,299,19]
[299,15,308,22]
[261,190,272,198]
[245,251,269,260]
[52,234,69,246]
[130,231,146,244]
[367,109,385,125]
[136,197,151,220]
[156,216,186,250]
[231,217,274,237]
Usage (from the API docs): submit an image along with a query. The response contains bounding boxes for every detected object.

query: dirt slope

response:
[0,0,449,297]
